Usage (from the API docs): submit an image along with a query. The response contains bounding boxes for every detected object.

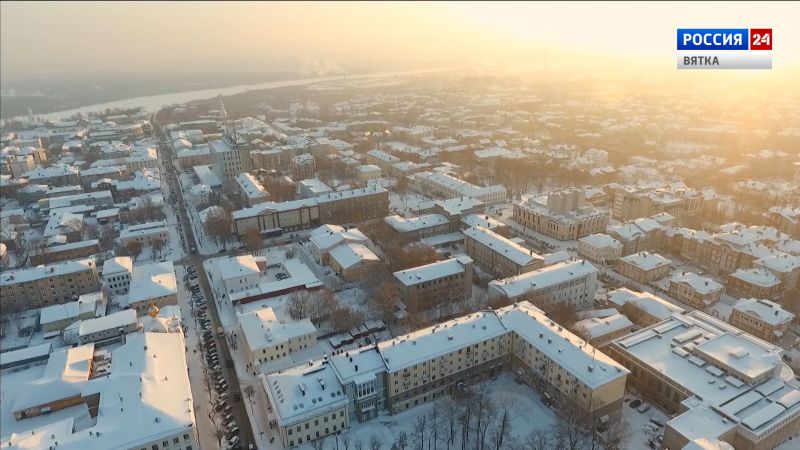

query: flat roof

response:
[393,255,472,286]
[463,225,543,266]
[262,361,348,426]
[489,259,597,298]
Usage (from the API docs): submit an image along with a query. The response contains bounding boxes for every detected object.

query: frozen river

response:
[36,69,438,121]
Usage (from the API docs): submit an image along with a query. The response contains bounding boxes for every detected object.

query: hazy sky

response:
[2,1,798,80]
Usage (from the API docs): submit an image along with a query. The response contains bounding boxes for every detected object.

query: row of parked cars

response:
[191,265,244,450]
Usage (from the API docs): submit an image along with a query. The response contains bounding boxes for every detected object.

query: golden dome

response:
[148,303,160,318]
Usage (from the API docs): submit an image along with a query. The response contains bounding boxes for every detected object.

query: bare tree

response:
[369,434,383,450]
[125,240,144,262]
[523,428,552,450]
[242,228,264,253]
[555,402,589,450]
[354,439,364,450]
[395,431,408,450]
[341,432,352,450]
[491,395,517,450]
[439,398,459,450]
[204,206,233,246]
[99,225,116,251]
[413,415,426,450]
[151,236,166,261]
[312,436,327,450]
[600,415,629,450]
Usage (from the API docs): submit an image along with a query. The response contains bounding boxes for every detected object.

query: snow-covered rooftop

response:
[0,258,96,286]
[574,314,634,339]
[730,268,781,288]
[239,306,316,353]
[385,214,449,232]
[670,273,724,295]
[262,360,348,426]
[78,309,137,338]
[393,255,473,286]
[328,242,380,270]
[732,298,794,326]
[217,254,265,281]
[620,251,671,271]
[489,260,597,298]
[607,288,684,320]
[463,225,543,266]
[124,261,176,306]
[579,233,623,249]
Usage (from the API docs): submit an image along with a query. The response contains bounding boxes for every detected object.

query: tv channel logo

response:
[677,28,772,70]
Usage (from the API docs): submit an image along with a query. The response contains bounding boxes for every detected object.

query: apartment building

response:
[0,258,100,311]
[380,302,628,421]
[118,220,169,248]
[413,171,507,204]
[29,239,100,266]
[261,361,349,449]
[102,256,133,297]
[578,233,623,265]
[727,268,782,300]
[668,272,725,309]
[77,309,139,345]
[463,225,544,278]
[309,224,371,264]
[239,306,316,373]
[328,243,381,282]
[235,172,269,206]
[216,254,267,296]
[393,255,473,314]
[607,311,800,450]
[356,164,382,184]
[329,346,388,423]
[606,288,685,327]
[366,149,401,171]
[175,145,211,169]
[123,261,177,315]
[513,189,609,241]
[251,148,294,172]
[385,214,452,243]
[38,292,105,333]
[488,259,598,310]
[210,138,245,183]
[316,186,389,224]
[616,251,672,284]
[729,298,794,343]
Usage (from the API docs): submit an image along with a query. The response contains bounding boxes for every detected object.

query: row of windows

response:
[138,433,192,450]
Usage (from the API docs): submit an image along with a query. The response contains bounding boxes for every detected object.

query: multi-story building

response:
[578,233,623,265]
[216,254,267,296]
[118,220,169,248]
[616,251,672,284]
[175,145,211,169]
[309,224,371,264]
[727,268,782,300]
[29,239,100,266]
[38,292,106,333]
[210,138,245,183]
[729,298,794,342]
[23,164,81,187]
[463,225,544,278]
[298,178,333,198]
[0,258,100,312]
[366,149,401,172]
[316,186,389,224]
[3,332,198,450]
[261,360,350,449]
[668,272,725,309]
[329,345,387,423]
[488,259,598,310]
[607,311,800,450]
[573,314,634,348]
[606,288,684,327]
[513,189,609,240]
[235,172,269,206]
[102,256,133,297]
[327,242,381,282]
[385,214,452,243]
[78,309,139,345]
[251,148,294,172]
[355,164,382,184]
[413,171,507,204]
[239,306,316,374]
[380,302,628,420]
[123,261,177,315]
[393,255,473,315]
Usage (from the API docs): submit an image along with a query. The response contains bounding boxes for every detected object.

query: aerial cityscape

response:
[1,2,799,450]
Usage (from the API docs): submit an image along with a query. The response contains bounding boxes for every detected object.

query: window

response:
[163,441,169,447]
[184,434,190,441]
[174,438,179,444]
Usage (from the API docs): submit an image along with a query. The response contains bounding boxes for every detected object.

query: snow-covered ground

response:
[621,393,670,450]
[295,372,559,450]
